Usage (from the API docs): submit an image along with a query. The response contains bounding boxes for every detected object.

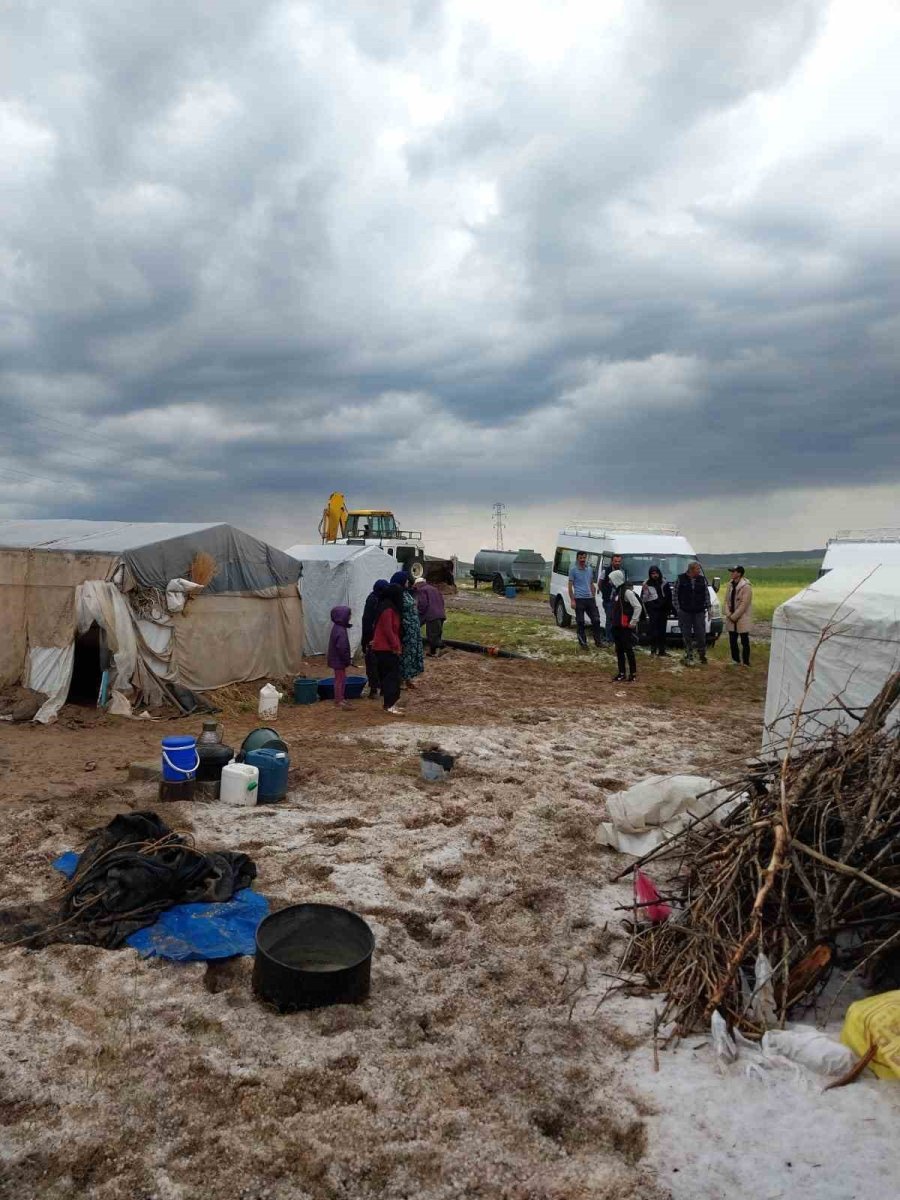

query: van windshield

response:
[618,554,695,582]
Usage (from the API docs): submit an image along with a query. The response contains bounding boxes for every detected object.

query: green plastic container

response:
[293,677,318,705]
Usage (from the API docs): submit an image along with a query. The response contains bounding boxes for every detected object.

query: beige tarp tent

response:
[0,520,303,722]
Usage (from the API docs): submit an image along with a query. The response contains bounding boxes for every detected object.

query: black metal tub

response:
[252,903,375,1012]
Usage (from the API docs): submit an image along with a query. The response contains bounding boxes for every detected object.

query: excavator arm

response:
[318,492,349,542]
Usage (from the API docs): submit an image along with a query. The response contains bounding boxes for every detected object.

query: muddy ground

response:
[0,647,766,1199]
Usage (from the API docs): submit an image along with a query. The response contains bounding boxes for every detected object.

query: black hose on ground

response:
[440,638,529,660]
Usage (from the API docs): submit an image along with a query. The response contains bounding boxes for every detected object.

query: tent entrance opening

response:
[67,624,103,706]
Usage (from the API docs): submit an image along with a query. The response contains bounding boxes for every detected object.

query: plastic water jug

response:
[220,762,259,806]
[198,720,224,745]
[258,683,283,720]
[244,747,290,803]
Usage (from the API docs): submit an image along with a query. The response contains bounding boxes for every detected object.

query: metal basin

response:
[252,903,375,1012]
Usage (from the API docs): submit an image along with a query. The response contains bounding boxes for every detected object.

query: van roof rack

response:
[563,520,680,538]
[829,528,900,544]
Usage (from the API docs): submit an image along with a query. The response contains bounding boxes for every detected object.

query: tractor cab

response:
[344,511,400,539]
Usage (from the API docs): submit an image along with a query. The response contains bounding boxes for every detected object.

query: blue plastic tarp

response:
[52,852,268,962]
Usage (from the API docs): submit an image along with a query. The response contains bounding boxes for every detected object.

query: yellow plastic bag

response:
[841,990,900,1080]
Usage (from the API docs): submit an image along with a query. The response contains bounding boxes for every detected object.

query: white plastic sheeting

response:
[27,645,75,725]
[285,543,397,656]
[597,774,739,856]
[763,565,900,752]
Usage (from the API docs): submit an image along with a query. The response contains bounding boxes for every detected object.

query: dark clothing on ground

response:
[424,617,445,655]
[327,606,352,670]
[0,812,255,951]
[679,610,707,660]
[374,650,402,709]
[575,597,604,647]
[729,630,751,665]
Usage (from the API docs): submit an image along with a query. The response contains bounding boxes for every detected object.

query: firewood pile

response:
[623,670,900,1036]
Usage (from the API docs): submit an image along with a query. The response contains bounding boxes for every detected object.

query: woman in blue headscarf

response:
[390,571,424,688]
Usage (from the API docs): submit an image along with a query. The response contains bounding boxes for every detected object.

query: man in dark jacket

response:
[361,579,389,698]
[675,561,711,665]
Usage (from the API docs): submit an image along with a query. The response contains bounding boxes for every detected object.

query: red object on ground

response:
[634,869,671,923]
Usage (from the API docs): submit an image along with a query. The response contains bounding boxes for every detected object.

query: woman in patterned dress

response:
[391,571,424,689]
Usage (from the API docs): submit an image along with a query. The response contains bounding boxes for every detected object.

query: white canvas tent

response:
[285,543,396,656]
[0,520,304,722]
[763,565,900,752]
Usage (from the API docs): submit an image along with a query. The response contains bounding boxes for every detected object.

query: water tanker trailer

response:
[471,549,547,593]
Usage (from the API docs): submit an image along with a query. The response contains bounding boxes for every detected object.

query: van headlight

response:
[710,597,721,619]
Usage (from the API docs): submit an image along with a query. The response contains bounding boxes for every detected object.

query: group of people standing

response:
[325,572,447,715]
[568,553,753,679]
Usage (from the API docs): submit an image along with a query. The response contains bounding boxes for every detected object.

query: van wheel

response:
[492,574,505,594]
[554,597,571,628]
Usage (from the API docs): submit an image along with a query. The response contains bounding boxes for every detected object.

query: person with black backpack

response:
[607,569,642,682]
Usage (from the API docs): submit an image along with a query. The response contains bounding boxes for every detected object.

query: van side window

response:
[554,548,601,576]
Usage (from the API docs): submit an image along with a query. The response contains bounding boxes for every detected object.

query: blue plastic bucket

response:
[293,678,318,705]
[161,735,199,782]
[504,585,517,599]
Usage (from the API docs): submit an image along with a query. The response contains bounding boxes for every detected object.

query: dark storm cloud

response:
[1,0,898,539]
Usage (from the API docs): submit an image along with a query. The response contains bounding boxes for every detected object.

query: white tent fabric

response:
[763,565,900,751]
[285,543,397,656]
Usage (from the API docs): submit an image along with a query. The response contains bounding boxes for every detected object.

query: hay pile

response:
[624,670,900,1035]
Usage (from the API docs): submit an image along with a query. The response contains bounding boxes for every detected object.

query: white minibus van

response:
[549,523,723,645]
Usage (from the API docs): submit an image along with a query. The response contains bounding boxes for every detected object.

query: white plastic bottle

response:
[220,762,259,806]
[258,683,283,720]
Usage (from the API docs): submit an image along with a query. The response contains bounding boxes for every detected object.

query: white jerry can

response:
[220,762,259,806]
[258,683,283,720]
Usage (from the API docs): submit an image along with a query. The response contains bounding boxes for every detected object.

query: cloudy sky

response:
[1,0,898,560]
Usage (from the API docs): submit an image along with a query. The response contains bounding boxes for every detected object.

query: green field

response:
[737,564,818,623]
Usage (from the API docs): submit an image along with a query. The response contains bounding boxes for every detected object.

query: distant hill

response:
[698,549,825,568]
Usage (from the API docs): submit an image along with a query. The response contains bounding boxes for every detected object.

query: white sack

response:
[165,577,204,613]
[761,1028,857,1077]
[597,774,740,855]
